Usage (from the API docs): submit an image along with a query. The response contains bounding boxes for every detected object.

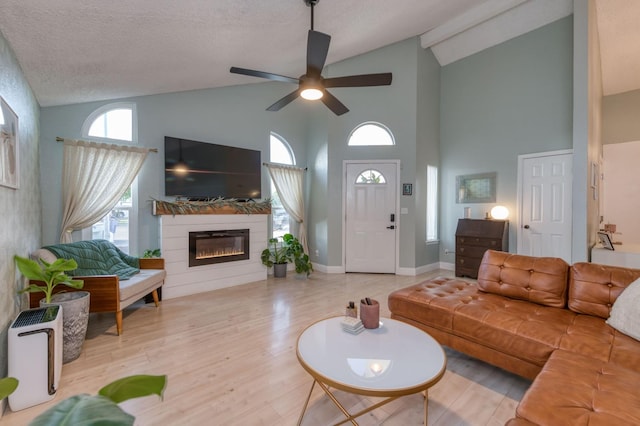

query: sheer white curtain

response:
[59,138,151,243]
[265,163,308,253]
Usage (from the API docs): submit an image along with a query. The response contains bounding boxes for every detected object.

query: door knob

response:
[387,225,395,230]
[523,225,530,229]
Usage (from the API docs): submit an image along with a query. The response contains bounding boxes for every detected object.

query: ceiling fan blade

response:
[266,90,301,112]
[321,90,349,116]
[230,67,299,84]
[307,30,331,77]
[324,73,393,88]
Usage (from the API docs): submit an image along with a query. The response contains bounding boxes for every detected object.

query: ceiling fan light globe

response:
[300,88,323,100]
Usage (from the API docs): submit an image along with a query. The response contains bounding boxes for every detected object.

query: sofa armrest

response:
[139,258,165,270]
[28,275,120,312]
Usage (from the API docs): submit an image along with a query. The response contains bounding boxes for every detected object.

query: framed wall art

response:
[456,172,496,203]
[0,96,19,189]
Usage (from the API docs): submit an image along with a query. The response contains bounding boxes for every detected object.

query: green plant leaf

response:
[0,377,18,399]
[14,255,47,282]
[98,375,167,404]
[29,394,135,426]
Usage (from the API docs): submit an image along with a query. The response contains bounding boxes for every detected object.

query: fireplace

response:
[189,229,250,267]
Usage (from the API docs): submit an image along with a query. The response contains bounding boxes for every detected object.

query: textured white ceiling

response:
[0,0,634,106]
[595,0,640,96]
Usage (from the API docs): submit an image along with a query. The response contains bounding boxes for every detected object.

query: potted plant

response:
[261,237,290,277]
[282,233,313,277]
[30,374,166,426]
[14,255,88,363]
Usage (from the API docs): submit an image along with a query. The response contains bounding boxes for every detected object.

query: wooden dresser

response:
[455,219,509,278]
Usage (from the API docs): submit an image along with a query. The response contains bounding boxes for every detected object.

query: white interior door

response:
[345,162,397,273]
[518,151,573,263]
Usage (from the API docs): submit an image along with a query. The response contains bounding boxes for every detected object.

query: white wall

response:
[602,141,640,244]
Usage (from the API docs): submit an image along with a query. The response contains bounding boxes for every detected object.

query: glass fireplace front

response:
[189,229,249,267]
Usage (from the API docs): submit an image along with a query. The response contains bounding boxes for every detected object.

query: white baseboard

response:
[312,262,454,276]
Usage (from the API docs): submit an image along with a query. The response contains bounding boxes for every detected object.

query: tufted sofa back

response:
[477,250,569,308]
[569,262,640,318]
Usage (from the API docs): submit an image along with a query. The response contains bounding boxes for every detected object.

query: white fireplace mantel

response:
[160,214,268,299]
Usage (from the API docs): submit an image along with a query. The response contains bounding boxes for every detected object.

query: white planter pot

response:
[40,291,90,363]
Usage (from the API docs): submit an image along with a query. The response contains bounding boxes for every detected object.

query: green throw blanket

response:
[44,239,140,280]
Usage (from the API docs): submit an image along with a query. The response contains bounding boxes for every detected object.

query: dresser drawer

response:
[456,237,503,248]
[455,257,480,278]
[456,245,490,259]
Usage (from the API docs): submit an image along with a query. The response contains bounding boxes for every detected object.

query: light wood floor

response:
[2,270,530,425]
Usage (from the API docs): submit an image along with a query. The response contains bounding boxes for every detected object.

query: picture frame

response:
[597,231,614,251]
[456,172,496,203]
[0,96,19,189]
[402,183,412,196]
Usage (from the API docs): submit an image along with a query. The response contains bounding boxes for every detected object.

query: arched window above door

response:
[348,122,395,146]
[81,102,137,143]
[356,169,387,184]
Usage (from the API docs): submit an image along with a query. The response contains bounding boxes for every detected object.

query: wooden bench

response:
[29,254,165,335]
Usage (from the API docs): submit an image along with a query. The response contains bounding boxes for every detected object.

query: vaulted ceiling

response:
[0,0,635,107]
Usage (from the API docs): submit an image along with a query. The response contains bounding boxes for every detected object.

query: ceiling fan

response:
[230,0,392,116]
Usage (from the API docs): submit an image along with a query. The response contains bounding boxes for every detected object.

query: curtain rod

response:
[56,136,158,153]
[263,162,307,171]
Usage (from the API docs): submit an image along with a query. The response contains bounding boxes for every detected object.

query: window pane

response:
[427,165,438,242]
[92,206,130,253]
[356,169,386,184]
[348,122,394,146]
[88,108,132,142]
[269,133,294,237]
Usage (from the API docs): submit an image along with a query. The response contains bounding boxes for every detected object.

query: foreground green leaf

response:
[29,394,134,426]
[0,377,18,399]
[99,375,167,404]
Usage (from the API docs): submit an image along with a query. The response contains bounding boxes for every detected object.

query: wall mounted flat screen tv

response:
[164,136,261,200]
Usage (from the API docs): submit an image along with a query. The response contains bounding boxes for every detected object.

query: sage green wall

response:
[320,37,432,270]
[0,31,41,383]
[602,88,640,145]
[39,83,310,252]
[415,46,441,268]
[440,17,574,261]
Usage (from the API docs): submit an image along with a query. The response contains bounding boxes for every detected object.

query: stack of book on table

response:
[341,316,364,335]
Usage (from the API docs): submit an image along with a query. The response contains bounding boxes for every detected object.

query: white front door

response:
[345,162,397,273]
[518,151,573,263]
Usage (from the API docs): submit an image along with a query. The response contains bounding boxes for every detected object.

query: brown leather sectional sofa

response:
[388,250,640,425]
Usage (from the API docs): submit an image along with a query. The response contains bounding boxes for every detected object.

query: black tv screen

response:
[164,136,261,200]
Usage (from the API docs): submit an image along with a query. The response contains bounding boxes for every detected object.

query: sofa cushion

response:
[515,349,640,426]
[477,250,569,307]
[388,277,577,368]
[569,262,640,319]
[606,277,640,341]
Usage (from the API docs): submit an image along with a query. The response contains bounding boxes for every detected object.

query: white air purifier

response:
[8,305,63,411]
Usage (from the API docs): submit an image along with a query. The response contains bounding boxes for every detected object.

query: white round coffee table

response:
[296,316,446,425]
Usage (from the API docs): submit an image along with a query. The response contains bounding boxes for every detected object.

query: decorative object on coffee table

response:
[359,298,379,329]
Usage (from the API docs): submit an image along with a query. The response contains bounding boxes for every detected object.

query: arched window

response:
[347,122,395,146]
[81,102,138,254]
[82,102,137,142]
[270,133,295,238]
[356,169,387,184]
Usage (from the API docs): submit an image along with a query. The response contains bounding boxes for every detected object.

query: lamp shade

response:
[490,205,509,220]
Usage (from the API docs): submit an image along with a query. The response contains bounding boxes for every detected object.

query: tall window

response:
[426,165,438,242]
[81,103,138,254]
[270,133,295,238]
[348,122,395,146]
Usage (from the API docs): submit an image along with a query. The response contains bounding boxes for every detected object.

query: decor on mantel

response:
[152,198,272,216]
